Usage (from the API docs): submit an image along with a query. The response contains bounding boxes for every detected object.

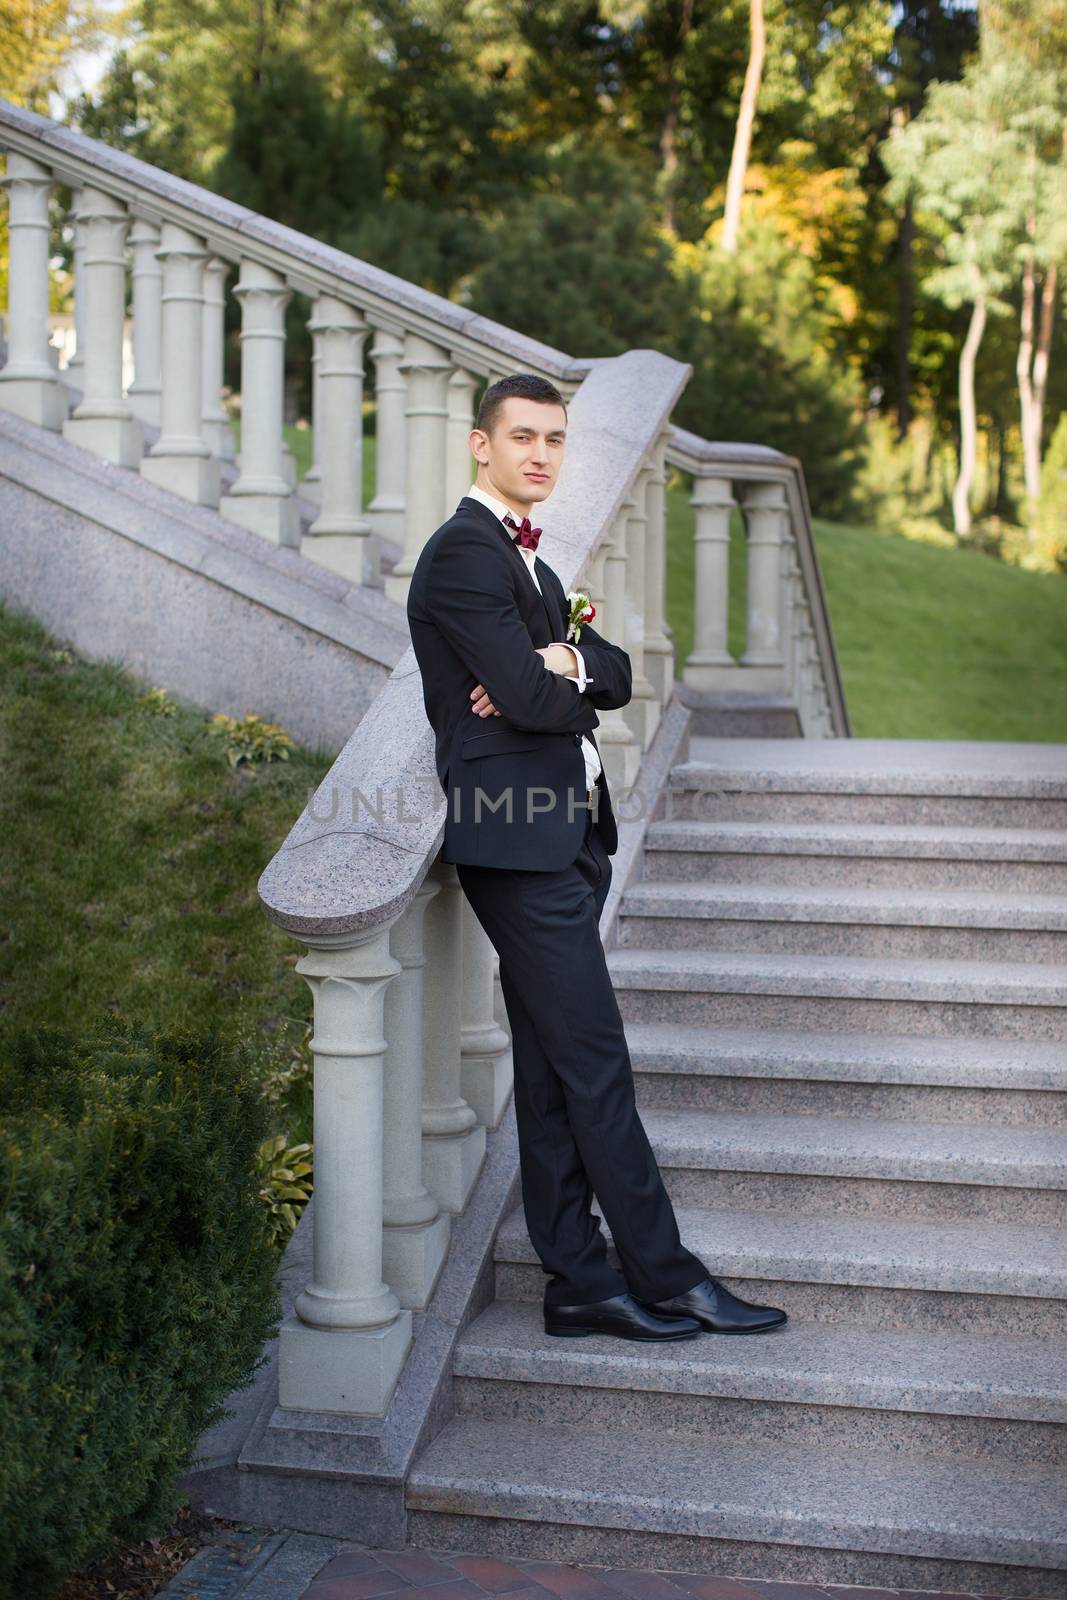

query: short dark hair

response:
[476,373,568,438]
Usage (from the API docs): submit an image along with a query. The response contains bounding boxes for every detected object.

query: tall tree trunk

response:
[721,0,765,255]
[896,197,915,440]
[659,0,695,234]
[1016,244,1042,528]
[953,292,986,537]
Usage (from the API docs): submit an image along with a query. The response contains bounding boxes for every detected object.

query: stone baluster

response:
[201,255,235,462]
[61,186,142,467]
[64,186,87,389]
[588,524,641,795]
[739,480,789,689]
[420,859,485,1213]
[781,539,804,723]
[642,431,674,707]
[460,900,513,1129]
[683,474,738,690]
[384,332,451,604]
[303,293,373,582]
[0,152,66,430]
[218,258,296,543]
[621,463,660,751]
[140,221,219,505]
[446,364,478,512]
[382,880,451,1310]
[367,322,406,543]
[127,218,162,429]
[277,926,413,1415]
[302,344,323,505]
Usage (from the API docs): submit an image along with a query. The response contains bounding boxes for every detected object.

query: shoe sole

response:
[543,1324,701,1340]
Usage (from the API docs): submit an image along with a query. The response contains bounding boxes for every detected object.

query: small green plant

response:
[137,685,178,717]
[49,647,73,664]
[208,710,295,768]
[256,1132,313,1244]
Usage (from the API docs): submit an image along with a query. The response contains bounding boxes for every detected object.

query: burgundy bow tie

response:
[503,512,543,552]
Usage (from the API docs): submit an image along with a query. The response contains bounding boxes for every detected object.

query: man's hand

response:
[470,683,502,718]
[471,645,575,717]
[535,644,578,677]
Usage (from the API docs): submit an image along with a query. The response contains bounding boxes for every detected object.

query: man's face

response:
[470,396,567,508]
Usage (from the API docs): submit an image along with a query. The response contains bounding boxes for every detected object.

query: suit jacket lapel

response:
[457,496,560,640]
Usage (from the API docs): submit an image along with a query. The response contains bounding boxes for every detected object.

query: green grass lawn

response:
[0,601,332,1063]
[3,433,1062,1060]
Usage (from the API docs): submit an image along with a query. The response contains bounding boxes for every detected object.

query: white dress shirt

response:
[466,482,603,789]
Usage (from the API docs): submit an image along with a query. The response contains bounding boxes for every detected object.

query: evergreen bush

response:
[0,1020,282,1596]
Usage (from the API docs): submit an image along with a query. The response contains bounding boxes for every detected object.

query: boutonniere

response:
[566,591,596,643]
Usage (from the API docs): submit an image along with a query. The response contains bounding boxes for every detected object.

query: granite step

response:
[642,819,1067,892]
[451,1298,1067,1463]
[624,1021,1067,1125]
[406,1416,1067,1594]
[492,1202,1067,1336]
[664,736,1067,829]
[606,948,1067,1039]
[616,882,1067,961]
[635,1106,1067,1224]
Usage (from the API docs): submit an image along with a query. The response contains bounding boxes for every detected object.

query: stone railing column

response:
[277,926,412,1415]
[683,474,738,690]
[385,332,451,604]
[588,527,641,794]
[621,464,659,751]
[62,186,142,467]
[65,186,87,389]
[739,480,788,688]
[127,218,162,428]
[382,880,451,1309]
[420,859,485,1212]
[460,901,513,1129]
[140,221,219,506]
[0,152,66,430]
[302,344,323,505]
[446,364,478,512]
[302,293,373,581]
[367,322,406,542]
[201,255,235,461]
[642,431,675,706]
[219,258,296,544]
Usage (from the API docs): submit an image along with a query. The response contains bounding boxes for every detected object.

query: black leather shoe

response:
[544,1290,701,1341]
[638,1275,787,1334]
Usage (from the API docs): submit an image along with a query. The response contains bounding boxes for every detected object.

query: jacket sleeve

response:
[423,537,600,735]
[563,619,632,711]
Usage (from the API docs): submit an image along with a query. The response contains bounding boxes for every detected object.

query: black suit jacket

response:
[407,495,633,870]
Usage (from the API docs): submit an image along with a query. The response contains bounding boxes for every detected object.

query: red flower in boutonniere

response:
[566,591,596,643]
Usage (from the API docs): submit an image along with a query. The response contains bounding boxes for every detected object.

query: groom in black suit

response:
[406,374,786,1341]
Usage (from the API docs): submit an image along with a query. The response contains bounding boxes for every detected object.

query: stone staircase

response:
[405,738,1067,1598]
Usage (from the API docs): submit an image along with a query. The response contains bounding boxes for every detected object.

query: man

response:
[406,373,787,1342]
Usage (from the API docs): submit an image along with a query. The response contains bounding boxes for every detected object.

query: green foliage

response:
[211,50,382,247]
[1038,412,1067,572]
[256,1132,314,1244]
[463,142,689,356]
[0,1020,281,1596]
[208,711,295,769]
[673,215,867,517]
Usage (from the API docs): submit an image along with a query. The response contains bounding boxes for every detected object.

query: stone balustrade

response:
[0,98,849,1423]
[666,430,849,737]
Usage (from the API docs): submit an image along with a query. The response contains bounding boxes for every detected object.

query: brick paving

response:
[295,1544,1020,1600]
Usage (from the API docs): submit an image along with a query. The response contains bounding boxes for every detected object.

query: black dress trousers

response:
[456,801,708,1309]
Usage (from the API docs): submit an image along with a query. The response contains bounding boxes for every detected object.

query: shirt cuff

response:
[559,643,593,691]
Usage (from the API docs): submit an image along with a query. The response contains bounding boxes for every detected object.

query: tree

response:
[883,60,1025,535]
[721,0,765,254]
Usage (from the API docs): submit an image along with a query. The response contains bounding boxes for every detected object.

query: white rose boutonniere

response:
[566,591,596,643]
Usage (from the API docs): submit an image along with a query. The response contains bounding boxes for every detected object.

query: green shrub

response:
[0,1020,282,1596]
